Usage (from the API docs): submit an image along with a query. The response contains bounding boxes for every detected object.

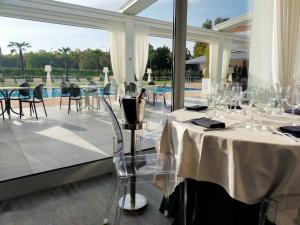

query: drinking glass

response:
[238,91,254,127]
[231,86,242,112]
[286,86,300,125]
[253,88,271,130]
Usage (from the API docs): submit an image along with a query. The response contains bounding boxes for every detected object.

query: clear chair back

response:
[100,96,127,175]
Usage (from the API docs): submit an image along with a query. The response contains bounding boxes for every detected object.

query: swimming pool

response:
[8,86,201,98]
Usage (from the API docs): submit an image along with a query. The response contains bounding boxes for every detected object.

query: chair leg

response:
[59,96,62,109]
[103,171,118,225]
[19,100,22,119]
[33,102,38,120]
[42,100,47,117]
[68,98,71,114]
[113,178,128,225]
[29,102,32,117]
[1,101,4,120]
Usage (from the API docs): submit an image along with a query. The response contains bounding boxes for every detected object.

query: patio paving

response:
[0,102,157,182]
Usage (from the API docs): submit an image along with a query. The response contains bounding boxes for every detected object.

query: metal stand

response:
[120,122,147,214]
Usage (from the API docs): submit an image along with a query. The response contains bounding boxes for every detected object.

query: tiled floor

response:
[0,102,156,181]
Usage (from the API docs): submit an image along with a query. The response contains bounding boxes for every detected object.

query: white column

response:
[124,18,135,83]
[216,38,224,84]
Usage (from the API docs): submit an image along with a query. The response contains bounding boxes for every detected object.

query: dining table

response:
[0,86,31,119]
[156,108,300,225]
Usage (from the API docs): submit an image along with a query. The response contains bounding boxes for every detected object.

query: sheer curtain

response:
[272,0,300,87]
[134,26,149,87]
[209,39,220,86]
[109,22,126,96]
[248,0,274,89]
[249,0,300,88]
[221,39,232,81]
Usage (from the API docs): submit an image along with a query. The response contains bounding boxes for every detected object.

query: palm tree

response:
[7,41,31,75]
[58,47,71,81]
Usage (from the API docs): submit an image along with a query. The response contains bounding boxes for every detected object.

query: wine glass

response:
[238,91,254,128]
[253,88,272,130]
[286,85,300,125]
[231,86,242,112]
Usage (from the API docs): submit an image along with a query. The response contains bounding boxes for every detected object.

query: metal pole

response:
[172,0,188,111]
[130,129,136,207]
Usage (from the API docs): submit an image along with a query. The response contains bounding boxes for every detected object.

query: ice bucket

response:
[121,97,145,125]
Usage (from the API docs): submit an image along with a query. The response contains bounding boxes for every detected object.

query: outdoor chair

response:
[33,78,43,84]
[16,78,26,84]
[19,84,47,120]
[0,90,5,120]
[4,78,16,86]
[68,77,78,83]
[259,194,300,225]
[99,83,111,105]
[68,83,83,114]
[10,82,31,115]
[125,82,137,95]
[100,96,176,225]
[59,82,70,109]
[54,78,62,84]
[79,78,88,84]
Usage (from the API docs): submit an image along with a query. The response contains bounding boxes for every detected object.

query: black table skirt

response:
[159,179,272,225]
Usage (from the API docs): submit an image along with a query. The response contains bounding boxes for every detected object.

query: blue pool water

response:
[8,86,201,98]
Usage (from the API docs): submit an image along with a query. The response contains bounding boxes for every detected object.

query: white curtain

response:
[109,22,126,96]
[221,39,232,81]
[248,0,274,89]
[209,39,220,86]
[272,0,300,87]
[249,0,300,89]
[134,26,149,87]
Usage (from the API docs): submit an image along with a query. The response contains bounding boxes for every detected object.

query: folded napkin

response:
[186,105,208,111]
[284,109,300,115]
[278,126,300,138]
[228,105,242,110]
[190,117,225,129]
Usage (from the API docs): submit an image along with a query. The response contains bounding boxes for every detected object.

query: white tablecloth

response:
[158,109,300,205]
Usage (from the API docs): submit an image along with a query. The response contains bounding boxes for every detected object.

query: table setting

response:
[157,82,300,225]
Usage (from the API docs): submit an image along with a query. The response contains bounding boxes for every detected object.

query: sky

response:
[0,0,252,55]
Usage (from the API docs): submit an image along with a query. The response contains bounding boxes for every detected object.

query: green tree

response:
[58,47,71,80]
[214,17,230,26]
[7,41,31,75]
[202,19,212,29]
[91,49,103,74]
[152,46,172,71]
[25,50,51,68]
[79,49,97,70]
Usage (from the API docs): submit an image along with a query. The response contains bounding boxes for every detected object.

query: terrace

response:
[0,0,276,225]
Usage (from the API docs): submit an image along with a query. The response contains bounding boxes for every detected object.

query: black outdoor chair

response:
[68,83,83,114]
[59,82,70,109]
[125,82,137,95]
[20,84,47,120]
[0,90,5,120]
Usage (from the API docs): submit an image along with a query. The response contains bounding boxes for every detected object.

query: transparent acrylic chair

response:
[100,96,176,225]
[259,194,300,225]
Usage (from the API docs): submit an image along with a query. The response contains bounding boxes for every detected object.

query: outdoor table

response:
[157,109,300,224]
[79,85,103,111]
[0,86,31,119]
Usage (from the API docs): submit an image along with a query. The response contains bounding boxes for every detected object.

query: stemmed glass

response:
[253,88,272,130]
[286,85,300,125]
[238,91,254,128]
[231,86,242,112]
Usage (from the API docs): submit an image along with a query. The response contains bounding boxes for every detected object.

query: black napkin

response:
[190,117,225,129]
[284,109,300,115]
[278,126,300,138]
[227,105,242,110]
[186,105,208,111]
